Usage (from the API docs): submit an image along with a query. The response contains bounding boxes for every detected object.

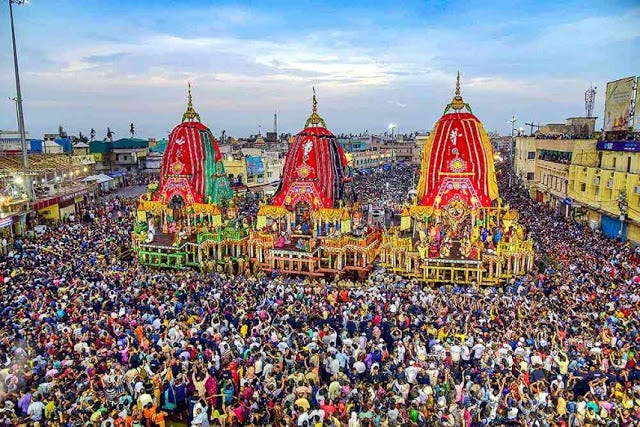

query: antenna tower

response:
[274,111,278,135]
[585,84,597,117]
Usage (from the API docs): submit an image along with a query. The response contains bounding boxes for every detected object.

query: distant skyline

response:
[0,0,638,140]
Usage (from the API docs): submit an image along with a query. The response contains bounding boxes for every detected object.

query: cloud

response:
[0,2,638,138]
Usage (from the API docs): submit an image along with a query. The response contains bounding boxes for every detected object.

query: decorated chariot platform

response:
[377,74,534,285]
[132,77,534,285]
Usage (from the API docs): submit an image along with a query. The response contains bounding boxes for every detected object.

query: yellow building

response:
[222,155,248,186]
[529,139,594,217]
[351,148,394,170]
[568,140,640,242]
[514,136,537,185]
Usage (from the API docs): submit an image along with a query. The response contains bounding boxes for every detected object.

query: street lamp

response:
[8,0,32,199]
[508,116,517,187]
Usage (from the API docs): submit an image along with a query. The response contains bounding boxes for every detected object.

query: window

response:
[580,183,586,192]
[628,156,632,173]
[598,152,603,168]
[527,151,536,160]
[526,172,534,181]
[612,157,616,169]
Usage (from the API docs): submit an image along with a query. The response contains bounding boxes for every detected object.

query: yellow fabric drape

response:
[476,120,500,201]
[256,215,267,230]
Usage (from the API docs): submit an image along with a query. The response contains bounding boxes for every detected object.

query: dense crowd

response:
[0,166,638,427]
[348,165,418,222]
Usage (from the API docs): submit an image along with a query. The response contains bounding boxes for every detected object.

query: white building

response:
[0,130,30,154]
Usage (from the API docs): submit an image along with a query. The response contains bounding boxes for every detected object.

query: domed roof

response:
[416,73,499,209]
[272,89,348,210]
[156,84,230,205]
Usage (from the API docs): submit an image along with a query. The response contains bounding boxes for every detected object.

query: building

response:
[144,139,167,171]
[568,140,640,242]
[514,136,537,185]
[351,148,394,170]
[537,117,597,139]
[338,137,369,152]
[0,130,30,154]
[0,154,94,228]
[532,139,594,217]
[89,138,149,173]
[222,152,248,187]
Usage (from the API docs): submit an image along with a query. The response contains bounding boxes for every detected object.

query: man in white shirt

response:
[405,361,419,384]
[472,340,486,360]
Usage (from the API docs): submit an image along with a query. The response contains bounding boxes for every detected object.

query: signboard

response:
[246,156,264,175]
[597,140,640,152]
[564,197,573,205]
[604,76,635,131]
[0,217,13,228]
[635,76,640,132]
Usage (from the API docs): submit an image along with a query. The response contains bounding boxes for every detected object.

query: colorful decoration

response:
[155,84,232,205]
[271,89,348,210]
[416,73,498,209]
[257,205,290,218]
[311,208,345,222]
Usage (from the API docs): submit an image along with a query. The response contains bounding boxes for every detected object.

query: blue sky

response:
[0,0,638,140]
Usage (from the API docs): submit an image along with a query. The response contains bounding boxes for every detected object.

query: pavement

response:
[115,184,148,198]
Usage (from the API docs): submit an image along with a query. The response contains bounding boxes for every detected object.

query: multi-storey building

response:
[568,140,640,242]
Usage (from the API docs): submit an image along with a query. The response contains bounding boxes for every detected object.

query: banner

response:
[604,77,635,131]
[635,76,640,131]
[246,156,264,175]
[597,140,640,152]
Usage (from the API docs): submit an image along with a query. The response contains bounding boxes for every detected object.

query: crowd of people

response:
[348,165,418,224]
[0,165,638,427]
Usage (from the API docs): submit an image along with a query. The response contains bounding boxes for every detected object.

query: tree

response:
[129,123,135,138]
[58,125,67,138]
[78,131,89,144]
[107,128,114,142]
[90,128,96,141]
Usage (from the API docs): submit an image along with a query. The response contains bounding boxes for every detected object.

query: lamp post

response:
[9,0,32,199]
[508,116,517,188]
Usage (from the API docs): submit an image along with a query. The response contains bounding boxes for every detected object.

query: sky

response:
[0,0,638,140]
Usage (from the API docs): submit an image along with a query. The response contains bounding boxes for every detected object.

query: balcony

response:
[537,159,570,173]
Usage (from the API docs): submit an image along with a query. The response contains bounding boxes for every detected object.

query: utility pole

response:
[524,121,541,137]
[509,115,517,188]
[9,0,32,199]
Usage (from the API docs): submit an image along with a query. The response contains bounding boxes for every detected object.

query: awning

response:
[83,174,114,184]
[108,170,127,178]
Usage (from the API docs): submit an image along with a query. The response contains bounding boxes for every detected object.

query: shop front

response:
[33,196,61,221]
[601,214,627,241]
[59,194,77,219]
[57,189,88,219]
[0,216,14,254]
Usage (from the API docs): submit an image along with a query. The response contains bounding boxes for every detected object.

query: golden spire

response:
[444,71,472,114]
[182,82,201,122]
[450,71,465,111]
[305,86,327,128]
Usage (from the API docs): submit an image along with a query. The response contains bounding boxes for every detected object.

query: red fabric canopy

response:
[272,126,348,210]
[419,112,498,208]
[156,121,222,204]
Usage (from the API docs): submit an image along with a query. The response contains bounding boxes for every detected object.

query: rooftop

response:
[0,154,92,177]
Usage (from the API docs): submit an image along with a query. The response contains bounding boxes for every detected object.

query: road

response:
[115,184,148,198]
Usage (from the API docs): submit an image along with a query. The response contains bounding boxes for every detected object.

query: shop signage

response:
[597,141,640,152]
